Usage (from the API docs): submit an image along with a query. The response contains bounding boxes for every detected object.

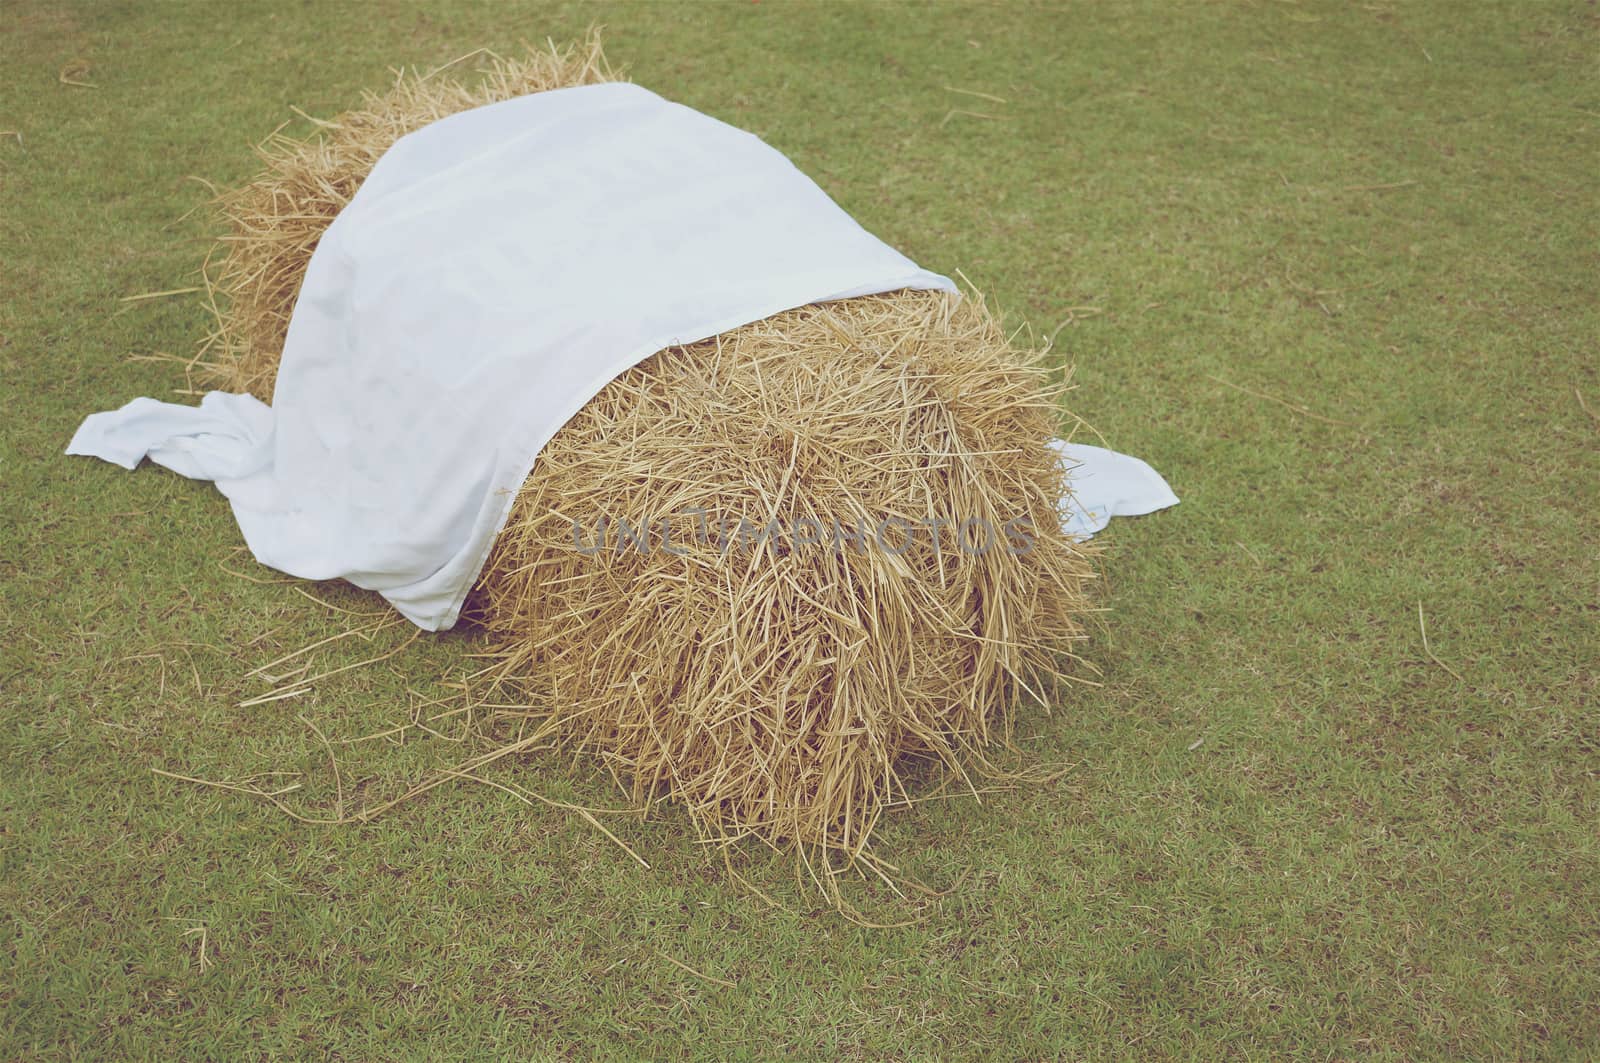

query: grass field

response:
[3,1,1597,1057]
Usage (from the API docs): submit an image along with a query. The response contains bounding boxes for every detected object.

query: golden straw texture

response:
[477,290,1095,863]
[195,35,1097,870]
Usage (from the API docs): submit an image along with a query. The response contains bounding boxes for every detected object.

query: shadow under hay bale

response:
[192,33,1097,876]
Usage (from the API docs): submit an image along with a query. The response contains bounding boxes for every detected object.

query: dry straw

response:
[192,33,1098,887]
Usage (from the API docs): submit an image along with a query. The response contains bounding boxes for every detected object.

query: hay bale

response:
[197,36,1096,865]
[479,293,1093,859]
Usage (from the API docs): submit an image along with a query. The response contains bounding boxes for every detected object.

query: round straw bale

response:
[195,36,1097,863]
[477,291,1094,858]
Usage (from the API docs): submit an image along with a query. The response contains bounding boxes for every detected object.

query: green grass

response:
[3,1,1596,1057]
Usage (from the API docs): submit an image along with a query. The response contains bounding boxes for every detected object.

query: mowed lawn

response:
[2,1,1596,1058]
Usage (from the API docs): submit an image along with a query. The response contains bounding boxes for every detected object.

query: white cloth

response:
[1051,441,1181,540]
[68,82,1177,630]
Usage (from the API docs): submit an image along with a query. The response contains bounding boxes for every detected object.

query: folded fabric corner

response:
[1050,439,1180,540]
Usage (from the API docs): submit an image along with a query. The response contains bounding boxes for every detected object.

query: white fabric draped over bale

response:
[68,82,1176,629]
